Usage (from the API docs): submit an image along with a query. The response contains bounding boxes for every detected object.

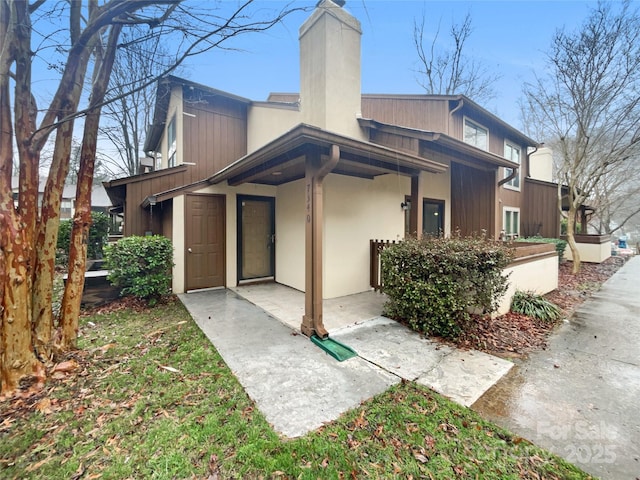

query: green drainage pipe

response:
[311,335,357,362]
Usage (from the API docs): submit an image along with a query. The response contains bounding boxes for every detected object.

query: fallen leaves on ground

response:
[453,256,629,357]
[545,255,627,316]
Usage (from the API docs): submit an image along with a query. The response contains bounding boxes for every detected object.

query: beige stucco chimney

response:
[299,0,365,140]
[529,146,554,183]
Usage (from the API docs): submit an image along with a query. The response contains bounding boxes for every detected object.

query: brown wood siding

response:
[451,162,496,236]
[182,95,247,182]
[119,93,248,237]
[124,182,161,236]
[369,130,419,154]
[500,185,521,211]
[522,179,560,238]
[162,200,173,240]
[362,97,450,132]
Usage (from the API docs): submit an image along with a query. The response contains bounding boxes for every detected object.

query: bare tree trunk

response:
[0,208,46,394]
[59,25,122,350]
[566,204,581,274]
[0,2,44,394]
[32,27,97,358]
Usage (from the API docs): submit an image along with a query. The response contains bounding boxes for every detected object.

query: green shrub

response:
[381,237,513,339]
[88,212,110,259]
[511,290,562,322]
[104,235,174,305]
[518,236,567,262]
[57,220,72,267]
[56,211,111,266]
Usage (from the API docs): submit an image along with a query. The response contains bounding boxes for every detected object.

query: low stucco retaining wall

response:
[498,242,559,315]
[561,234,611,263]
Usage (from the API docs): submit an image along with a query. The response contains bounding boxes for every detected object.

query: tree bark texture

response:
[60,24,122,350]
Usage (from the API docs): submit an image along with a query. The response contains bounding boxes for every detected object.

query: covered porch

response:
[209,123,448,339]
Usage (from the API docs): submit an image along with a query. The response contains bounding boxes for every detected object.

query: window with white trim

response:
[464,118,488,150]
[503,207,520,239]
[167,115,177,167]
[504,142,521,189]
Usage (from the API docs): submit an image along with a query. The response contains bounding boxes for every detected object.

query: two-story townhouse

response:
[105,0,559,338]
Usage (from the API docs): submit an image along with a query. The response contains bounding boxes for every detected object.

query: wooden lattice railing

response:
[369,239,402,291]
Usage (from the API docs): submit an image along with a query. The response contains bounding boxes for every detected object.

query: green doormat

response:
[310,335,357,362]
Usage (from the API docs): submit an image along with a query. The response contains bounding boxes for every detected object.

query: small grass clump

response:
[511,290,563,322]
[0,297,592,479]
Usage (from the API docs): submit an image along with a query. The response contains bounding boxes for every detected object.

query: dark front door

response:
[185,194,225,290]
[423,199,445,236]
[238,196,275,281]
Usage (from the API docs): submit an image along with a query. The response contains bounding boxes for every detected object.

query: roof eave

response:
[208,123,448,185]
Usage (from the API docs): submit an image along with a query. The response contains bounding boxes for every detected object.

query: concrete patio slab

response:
[181,285,514,438]
[332,317,514,407]
[417,349,514,407]
[332,317,452,381]
[232,283,386,331]
[180,289,399,438]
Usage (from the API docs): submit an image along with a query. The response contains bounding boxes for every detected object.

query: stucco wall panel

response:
[498,255,559,314]
[275,180,306,291]
[247,104,301,153]
[563,241,611,263]
[324,173,410,298]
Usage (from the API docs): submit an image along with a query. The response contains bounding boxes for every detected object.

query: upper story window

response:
[504,142,521,190]
[464,118,488,150]
[167,115,177,167]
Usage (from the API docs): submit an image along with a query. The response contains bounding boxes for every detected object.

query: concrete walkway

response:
[179,288,512,438]
[473,256,640,480]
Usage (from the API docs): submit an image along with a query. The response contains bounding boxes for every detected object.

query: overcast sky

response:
[179,0,602,129]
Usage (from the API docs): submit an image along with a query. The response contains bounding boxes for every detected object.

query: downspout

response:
[318,144,340,180]
[526,144,539,178]
[449,98,464,136]
[312,144,340,339]
[498,144,538,187]
[301,144,340,340]
[498,167,519,186]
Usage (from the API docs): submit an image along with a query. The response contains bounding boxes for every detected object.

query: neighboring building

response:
[104,0,559,336]
[11,177,112,220]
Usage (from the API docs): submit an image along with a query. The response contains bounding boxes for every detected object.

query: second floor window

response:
[464,118,488,150]
[504,142,521,189]
[167,115,177,167]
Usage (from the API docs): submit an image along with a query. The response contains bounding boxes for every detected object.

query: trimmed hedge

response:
[517,236,567,261]
[104,235,174,305]
[381,237,513,339]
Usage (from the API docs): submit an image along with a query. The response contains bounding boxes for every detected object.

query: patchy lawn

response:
[0,297,594,479]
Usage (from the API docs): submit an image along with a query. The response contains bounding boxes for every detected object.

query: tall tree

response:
[100,27,173,178]
[0,0,302,396]
[522,0,640,273]
[413,11,500,104]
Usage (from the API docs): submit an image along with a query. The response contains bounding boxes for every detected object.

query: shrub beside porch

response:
[371,239,559,319]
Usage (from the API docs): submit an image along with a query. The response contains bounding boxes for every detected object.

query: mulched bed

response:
[453,255,630,358]
[456,312,553,358]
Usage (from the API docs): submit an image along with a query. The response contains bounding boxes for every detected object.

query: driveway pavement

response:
[179,289,512,438]
[473,256,640,480]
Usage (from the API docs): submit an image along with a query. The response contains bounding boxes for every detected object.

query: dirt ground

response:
[455,255,630,358]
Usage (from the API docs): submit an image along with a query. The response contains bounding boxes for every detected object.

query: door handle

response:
[188,248,192,253]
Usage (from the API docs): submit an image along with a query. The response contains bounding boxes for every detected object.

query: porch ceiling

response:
[207,123,448,187]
